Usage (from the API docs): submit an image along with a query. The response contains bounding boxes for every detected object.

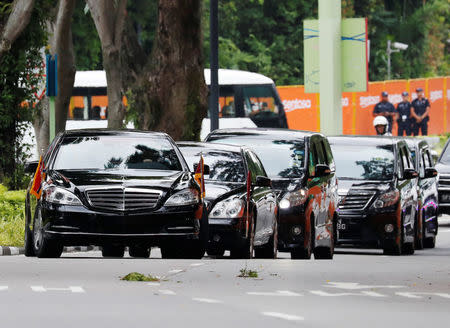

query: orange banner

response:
[278,76,450,136]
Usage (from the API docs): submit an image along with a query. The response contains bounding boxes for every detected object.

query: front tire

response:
[33,207,63,258]
[254,219,278,259]
[230,215,254,259]
[415,214,424,250]
[128,246,150,258]
[424,236,436,248]
[102,245,125,258]
[24,225,35,257]
[291,216,313,260]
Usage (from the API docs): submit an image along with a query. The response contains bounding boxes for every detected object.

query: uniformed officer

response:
[411,88,430,136]
[373,116,392,136]
[373,91,396,133]
[396,91,412,136]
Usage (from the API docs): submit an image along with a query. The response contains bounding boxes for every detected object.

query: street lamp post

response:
[387,40,408,80]
[209,0,219,132]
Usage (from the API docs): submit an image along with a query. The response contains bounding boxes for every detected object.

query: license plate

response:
[441,193,450,202]
[337,220,347,230]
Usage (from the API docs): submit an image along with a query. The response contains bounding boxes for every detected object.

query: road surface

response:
[1,220,449,327]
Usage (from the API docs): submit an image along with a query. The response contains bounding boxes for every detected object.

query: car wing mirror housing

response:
[25,161,39,174]
[192,164,210,175]
[424,167,438,179]
[403,168,419,180]
[255,175,272,187]
[314,164,331,178]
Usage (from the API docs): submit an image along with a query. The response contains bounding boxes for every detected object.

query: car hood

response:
[435,163,450,175]
[204,181,245,201]
[271,177,305,197]
[50,169,187,190]
[337,178,392,195]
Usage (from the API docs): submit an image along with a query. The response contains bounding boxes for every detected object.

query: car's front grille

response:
[338,190,376,211]
[438,174,450,188]
[85,188,163,211]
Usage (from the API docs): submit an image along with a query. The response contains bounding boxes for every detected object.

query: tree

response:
[140,0,208,140]
[86,0,127,129]
[0,0,35,58]
[33,0,76,155]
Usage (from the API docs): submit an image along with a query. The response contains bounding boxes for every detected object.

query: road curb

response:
[0,246,100,256]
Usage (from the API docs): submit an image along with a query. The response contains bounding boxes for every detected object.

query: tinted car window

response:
[53,136,182,171]
[180,147,246,183]
[209,136,305,178]
[330,143,395,181]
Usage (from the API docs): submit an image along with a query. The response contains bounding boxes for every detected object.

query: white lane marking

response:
[396,292,450,299]
[262,312,304,322]
[192,297,223,304]
[168,269,184,274]
[325,282,405,290]
[440,229,450,233]
[158,289,176,295]
[147,282,161,287]
[247,290,302,297]
[0,286,8,291]
[190,263,204,267]
[310,290,386,297]
[31,286,85,293]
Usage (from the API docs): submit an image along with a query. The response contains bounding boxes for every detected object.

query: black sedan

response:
[25,130,207,259]
[177,142,278,259]
[329,136,418,255]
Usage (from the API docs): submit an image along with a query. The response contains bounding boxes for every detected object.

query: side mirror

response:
[25,161,39,174]
[255,176,272,187]
[424,167,438,179]
[403,168,419,180]
[192,163,210,175]
[314,164,331,177]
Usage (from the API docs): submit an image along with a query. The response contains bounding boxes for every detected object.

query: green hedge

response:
[0,184,26,247]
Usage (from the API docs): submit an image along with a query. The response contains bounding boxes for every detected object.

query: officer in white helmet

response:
[373,116,392,136]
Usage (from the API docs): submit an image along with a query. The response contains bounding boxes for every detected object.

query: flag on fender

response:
[30,157,45,199]
[194,155,205,199]
[246,171,252,236]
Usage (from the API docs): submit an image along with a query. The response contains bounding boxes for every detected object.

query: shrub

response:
[0,184,26,247]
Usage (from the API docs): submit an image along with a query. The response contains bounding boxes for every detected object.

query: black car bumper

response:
[336,209,400,248]
[40,204,201,247]
[277,207,306,251]
[207,218,247,250]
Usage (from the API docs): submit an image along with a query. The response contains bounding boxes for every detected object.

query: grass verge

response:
[0,184,26,247]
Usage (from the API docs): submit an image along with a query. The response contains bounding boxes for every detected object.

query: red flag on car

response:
[246,171,252,236]
[30,157,45,199]
[194,155,205,199]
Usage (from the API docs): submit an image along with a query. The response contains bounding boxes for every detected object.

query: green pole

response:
[49,96,55,142]
[319,0,342,135]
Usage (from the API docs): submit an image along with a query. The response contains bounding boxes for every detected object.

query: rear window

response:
[53,136,182,171]
[330,142,395,181]
[179,146,246,183]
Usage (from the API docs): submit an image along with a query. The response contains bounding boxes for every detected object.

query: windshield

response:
[53,136,183,171]
[330,143,395,181]
[209,136,305,178]
[440,143,450,165]
[243,86,279,118]
[179,146,246,183]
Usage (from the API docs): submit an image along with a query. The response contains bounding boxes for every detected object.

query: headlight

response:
[43,186,82,205]
[210,197,245,218]
[165,188,200,206]
[373,190,399,208]
[279,189,308,209]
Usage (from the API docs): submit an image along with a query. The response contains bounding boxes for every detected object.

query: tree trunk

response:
[87,0,127,129]
[51,0,76,134]
[0,0,35,58]
[32,0,76,155]
[145,0,208,141]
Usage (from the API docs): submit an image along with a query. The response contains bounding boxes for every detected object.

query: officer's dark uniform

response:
[396,101,412,136]
[373,101,395,133]
[412,97,430,136]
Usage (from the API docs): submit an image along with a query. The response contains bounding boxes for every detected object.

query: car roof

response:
[207,128,320,140]
[328,135,399,146]
[177,141,245,154]
[61,129,169,138]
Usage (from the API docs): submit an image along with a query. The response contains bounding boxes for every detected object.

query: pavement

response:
[1,219,450,327]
